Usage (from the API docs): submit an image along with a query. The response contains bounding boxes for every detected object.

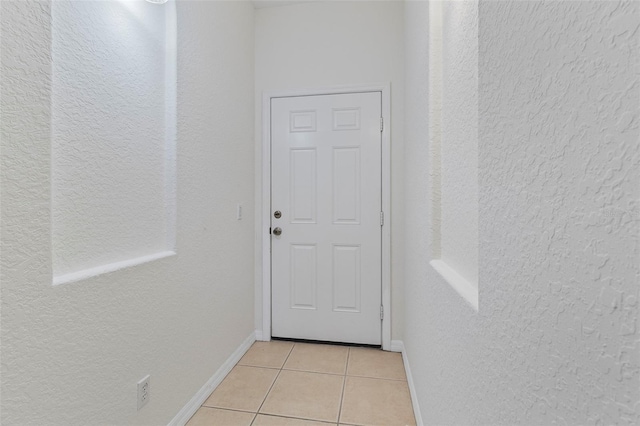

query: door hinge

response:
[380,117,384,133]
[380,211,384,226]
[380,305,384,320]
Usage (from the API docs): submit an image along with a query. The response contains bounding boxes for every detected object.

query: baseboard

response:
[390,339,404,353]
[167,331,256,426]
[394,340,424,426]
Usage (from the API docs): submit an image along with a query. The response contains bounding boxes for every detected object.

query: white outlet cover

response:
[137,375,150,410]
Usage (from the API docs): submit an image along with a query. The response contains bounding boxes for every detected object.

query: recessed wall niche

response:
[52,0,176,284]
[429,0,479,310]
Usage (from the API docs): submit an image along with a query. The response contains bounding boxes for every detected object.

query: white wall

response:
[254,0,405,340]
[404,0,639,424]
[1,0,255,424]
[428,0,442,261]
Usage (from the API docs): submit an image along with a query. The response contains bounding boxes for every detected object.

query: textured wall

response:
[254,0,406,340]
[1,1,255,424]
[404,0,639,424]
[428,0,442,259]
[51,0,173,278]
[440,0,478,285]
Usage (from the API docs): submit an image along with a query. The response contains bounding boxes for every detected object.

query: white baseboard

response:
[390,339,404,353]
[393,340,424,426]
[168,332,256,426]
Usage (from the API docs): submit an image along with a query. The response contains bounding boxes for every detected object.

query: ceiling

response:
[252,0,321,9]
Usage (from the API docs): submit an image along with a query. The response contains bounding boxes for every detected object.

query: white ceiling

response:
[252,0,321,10]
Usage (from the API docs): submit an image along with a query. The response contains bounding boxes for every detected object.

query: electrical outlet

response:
[137,375,150,410]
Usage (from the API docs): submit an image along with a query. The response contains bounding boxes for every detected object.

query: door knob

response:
[273,227,282,236]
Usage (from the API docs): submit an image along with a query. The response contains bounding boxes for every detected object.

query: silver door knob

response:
[273,227,282,236]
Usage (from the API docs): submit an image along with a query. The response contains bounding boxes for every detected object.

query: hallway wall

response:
[0,1,255,424]
[254,0,406,341]
[404,0,639,424]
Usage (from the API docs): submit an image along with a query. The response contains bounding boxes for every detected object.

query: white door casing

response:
[270,92,382,345]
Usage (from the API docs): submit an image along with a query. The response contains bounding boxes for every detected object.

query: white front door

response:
[271,92,382,345]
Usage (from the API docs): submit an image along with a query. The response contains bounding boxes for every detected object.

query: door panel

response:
[290,244,317,310]
[332,244,361,313]
[290,149,317,223]
[332,147,361,224]
[271,92,382,345]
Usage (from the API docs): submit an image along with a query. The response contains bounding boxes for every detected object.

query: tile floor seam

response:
[198,405,258,415]
[186,406,257,426]
[344,374,407,382]
[252,341,296,423]
[258,366,283,413]
[281,342,296,368]
[336,347,351,425]
[237,364,283,371]
[254,412,338,425]
[281,367,348,377]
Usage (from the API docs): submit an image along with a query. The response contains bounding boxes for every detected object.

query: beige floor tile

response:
[203,366,278,412]
[238,341,294,369]
[253,414,335,425]
[186,407,255,426]
[260,370,344,423]
[283,343,349,375]
[346,348,406,380]
[339,376,415,426]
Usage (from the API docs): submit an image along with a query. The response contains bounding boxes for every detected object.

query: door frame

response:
[259,84,392,351]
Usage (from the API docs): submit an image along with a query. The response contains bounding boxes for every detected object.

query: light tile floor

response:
[186,340,416,426]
